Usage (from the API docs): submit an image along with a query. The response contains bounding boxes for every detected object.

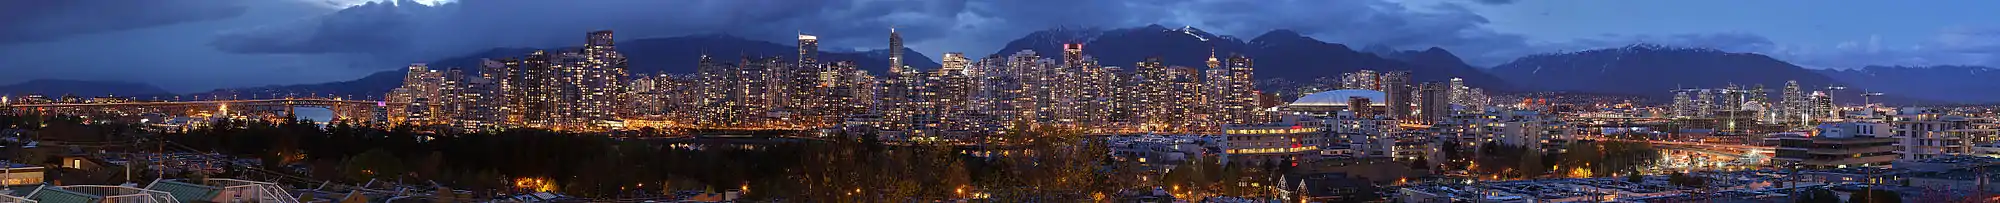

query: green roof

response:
[28,187,101,203]
[147,180,220,203]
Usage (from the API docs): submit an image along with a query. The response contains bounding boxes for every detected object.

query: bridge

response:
[1577,136,1774,155]
[4,97,395,122]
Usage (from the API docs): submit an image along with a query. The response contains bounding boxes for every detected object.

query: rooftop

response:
[1290,89,1387,107]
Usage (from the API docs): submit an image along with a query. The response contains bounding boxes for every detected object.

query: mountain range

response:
[197,35,940,97]
[0,79,172,98]
[13,25,2000,105]
[1818,65,2000,104]
[990,25,1514,93]
[1487,44,1842,100]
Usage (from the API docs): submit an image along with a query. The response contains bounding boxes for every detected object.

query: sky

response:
[1,0,1997,93]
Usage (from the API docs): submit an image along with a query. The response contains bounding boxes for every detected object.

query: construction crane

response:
[1861,92,1885,106]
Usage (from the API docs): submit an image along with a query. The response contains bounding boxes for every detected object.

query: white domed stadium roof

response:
[1290,89,1387,106]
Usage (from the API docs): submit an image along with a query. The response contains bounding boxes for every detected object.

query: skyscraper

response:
[435,31,634,131]
[798,34,818,65]
[1382,71,1412,120]
[1419,82,1451,123]
[1672,90,1693,118]
[1342,70,1380,90]
[1810,91,1835,121]
[1782,80,1807,126]
[888,28,904,71]
[480,59,518,124]
[1448,78,1465,106]
[932,53,977,134]
[1211,54,1258,125]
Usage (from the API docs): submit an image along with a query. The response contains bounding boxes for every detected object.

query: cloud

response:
[1472,0,1520,5]
[209,0,436,54]
[1936,26,2000,54]
[210,0,1998,71]
[0,0,249,45]
[210,0,967,62]
[1723,27,2000,69]
[213,0,1542,67]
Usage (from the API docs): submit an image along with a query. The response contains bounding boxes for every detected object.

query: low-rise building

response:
[1434,110,1570,152]
[1893,109,1978,161]
[1769,122,1899,169]
[1277,172,1373,202]
[1108,135,1204,164]
[1220,116,1326,165]
[0,162,43,187]
[1326,111,1400,159]
[1905,165,2000,193]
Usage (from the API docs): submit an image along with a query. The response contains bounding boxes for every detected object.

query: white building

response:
[1108,135,1204,163]
[1434,110,1569,152]
[1894,108,1978,161]
[1220,116,1327,165]
[1326,110,1402,159]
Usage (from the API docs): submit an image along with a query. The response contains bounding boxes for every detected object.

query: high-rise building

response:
[888,28,904,71]
[1418,82,1451,123]
[1381,71,1412,120]
[388,64,501,132]
[1810,91,1835,121]
[798,34,818,65]
[933,53,978,134]
[1447,78,1465,106]
[1781,80,1808,126]
[820,61,868,120]
[1216,54,1259,125]
[390,63,444,126]
[1342,70,1381,91]
[743,56,782,125]
[693,54,737,127]
[395,31,629,132]
[1695,89,1715,118]
[480,59,521,124]
[1672,90,1693,118]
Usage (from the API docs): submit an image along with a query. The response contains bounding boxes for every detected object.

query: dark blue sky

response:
[1,0,1996,93]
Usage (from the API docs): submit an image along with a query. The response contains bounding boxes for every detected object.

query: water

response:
[291,107,334,126]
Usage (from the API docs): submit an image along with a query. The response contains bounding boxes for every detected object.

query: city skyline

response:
[3,0,1999,93]
[13,1,2000,202]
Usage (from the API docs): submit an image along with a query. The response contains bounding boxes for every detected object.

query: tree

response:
[1793,188,1839,203]
[1517,148,1546,178]
[1668,172,1705,188]
[1408,157,1430,170]
[1626,171,1642,183]
[414,151,445,179]
[1440,141,1462,160]
[1847,188,1902,203]
[343,148,404,182]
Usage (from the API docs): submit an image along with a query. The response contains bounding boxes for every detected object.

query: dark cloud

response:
[205,0,1991,70]
[210,0,966,61]
[213,0,1541,68]
[0,0,249,45]
[209,1,432,54]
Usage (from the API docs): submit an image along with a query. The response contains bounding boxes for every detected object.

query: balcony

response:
[1802,145,1897,155]
[1794,155,1898,167]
